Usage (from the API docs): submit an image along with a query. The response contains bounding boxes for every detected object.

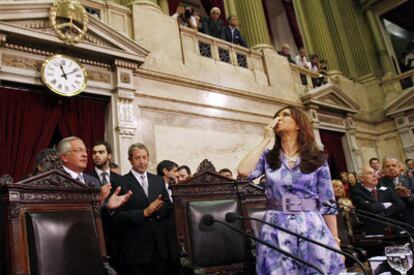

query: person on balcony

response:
[224,15,248,48]
[277,44,295,64]
[200,7,225,40]
[171,5,197,30]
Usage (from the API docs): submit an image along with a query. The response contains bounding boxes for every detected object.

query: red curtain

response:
[58,97,106,172]
[281,0,304,49]
[168,0,181,15]
[0,88,107,180]
[319,129,348,180]
[200,0,227,22]
[0,88,60,180]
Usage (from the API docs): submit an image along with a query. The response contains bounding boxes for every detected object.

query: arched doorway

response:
[319,129,348,180]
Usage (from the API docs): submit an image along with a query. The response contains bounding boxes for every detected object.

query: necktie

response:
[371,189,379,202]
[140,175,148,197]
[77,174,85,184]
[101,172,109,185]
[393,177,400,187]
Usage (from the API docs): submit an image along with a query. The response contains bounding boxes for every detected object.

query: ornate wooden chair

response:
[0,169,106,275]
[171,160,266,274]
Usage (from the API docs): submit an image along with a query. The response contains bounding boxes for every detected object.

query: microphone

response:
[201,214,326,274]
[201,214,215,226]
[225,213,368,275]
[325,200,414,254]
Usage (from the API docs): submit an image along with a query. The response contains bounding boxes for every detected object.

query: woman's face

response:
[333,182,345,198]
[274,108,298,135]
[347,173,356,185]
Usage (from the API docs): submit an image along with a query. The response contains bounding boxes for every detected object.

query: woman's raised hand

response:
[264,117,279,142]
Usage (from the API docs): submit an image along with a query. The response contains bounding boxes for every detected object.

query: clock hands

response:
[64,68,80,76]
[59,64,67,80]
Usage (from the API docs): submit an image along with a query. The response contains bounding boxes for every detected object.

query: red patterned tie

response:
[371,189,379,202]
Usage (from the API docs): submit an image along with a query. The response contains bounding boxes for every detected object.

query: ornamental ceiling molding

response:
[300,83,360,114]
[0,3,149,68]
[384,87,414,117]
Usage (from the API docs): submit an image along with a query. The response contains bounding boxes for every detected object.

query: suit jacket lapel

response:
[147,173,157,202]
[125,172,149,202]
[360,185,374,201]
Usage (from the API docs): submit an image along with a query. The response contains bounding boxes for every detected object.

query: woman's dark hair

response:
[265,106,326,174]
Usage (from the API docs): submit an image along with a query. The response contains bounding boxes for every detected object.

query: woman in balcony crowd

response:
[238,106,344,274]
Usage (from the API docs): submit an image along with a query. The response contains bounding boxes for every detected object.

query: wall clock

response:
[41,54,88,96]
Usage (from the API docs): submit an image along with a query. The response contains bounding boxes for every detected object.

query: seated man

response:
[380,156,414,228]
[350,165,405,235]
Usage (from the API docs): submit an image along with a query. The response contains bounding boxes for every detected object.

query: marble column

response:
[112,61,140,173]
[365,9,394,76]
[224,0,238,17]
[235,0,272,50]
[393,113,414,159]
[296,0,342,75]
[344,116,363,171]
[126,0,160,10]
[158,0,169,15]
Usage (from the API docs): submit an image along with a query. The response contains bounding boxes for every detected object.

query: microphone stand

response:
[326,201,414,255]
[226,213,368,275]
[202,215,326,275]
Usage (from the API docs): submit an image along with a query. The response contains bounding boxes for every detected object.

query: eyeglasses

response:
[69,148,89,154]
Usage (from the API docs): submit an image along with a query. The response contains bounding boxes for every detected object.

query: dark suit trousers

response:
[119,251,167,275]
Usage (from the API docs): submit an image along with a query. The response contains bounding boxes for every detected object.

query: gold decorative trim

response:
[49,0,89,44]
[2,54,43,71]
[317,114,344,126]
[4,43,53,57]
[41,54,88,97]
[88,70,111,83]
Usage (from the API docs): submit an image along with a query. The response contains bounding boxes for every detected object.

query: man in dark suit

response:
[57,136,101,188]
[224,15,248,48]
[115,143,172,275]
[380,156,414,228]
[350,165,405,235]
[200,7,225,40]
[156,160,179,275]
[90,140,126,272]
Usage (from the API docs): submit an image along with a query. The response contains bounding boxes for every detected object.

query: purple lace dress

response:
[248,151,345,275]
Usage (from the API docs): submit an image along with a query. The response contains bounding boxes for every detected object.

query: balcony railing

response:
[380,69,414,94]
[290,63,327,91]
[179,26,263,71]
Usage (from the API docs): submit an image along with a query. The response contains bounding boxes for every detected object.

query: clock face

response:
[41,54,87,96]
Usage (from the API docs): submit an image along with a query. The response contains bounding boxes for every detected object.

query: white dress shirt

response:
[63,166,85,184]
[94,167,111,184]
[131,169,148,190]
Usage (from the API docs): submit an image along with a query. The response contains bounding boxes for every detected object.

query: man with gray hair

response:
[58,136,100,187]
[350,165,404,235]
[200,7,225,40]
[380,156,414,227]
[57,136,132,209]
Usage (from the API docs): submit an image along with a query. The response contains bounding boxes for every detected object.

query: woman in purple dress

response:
[238,106,345,274]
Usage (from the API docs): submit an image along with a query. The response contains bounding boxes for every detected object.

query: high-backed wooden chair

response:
[171,160,266,274]
[0,169,106,275]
